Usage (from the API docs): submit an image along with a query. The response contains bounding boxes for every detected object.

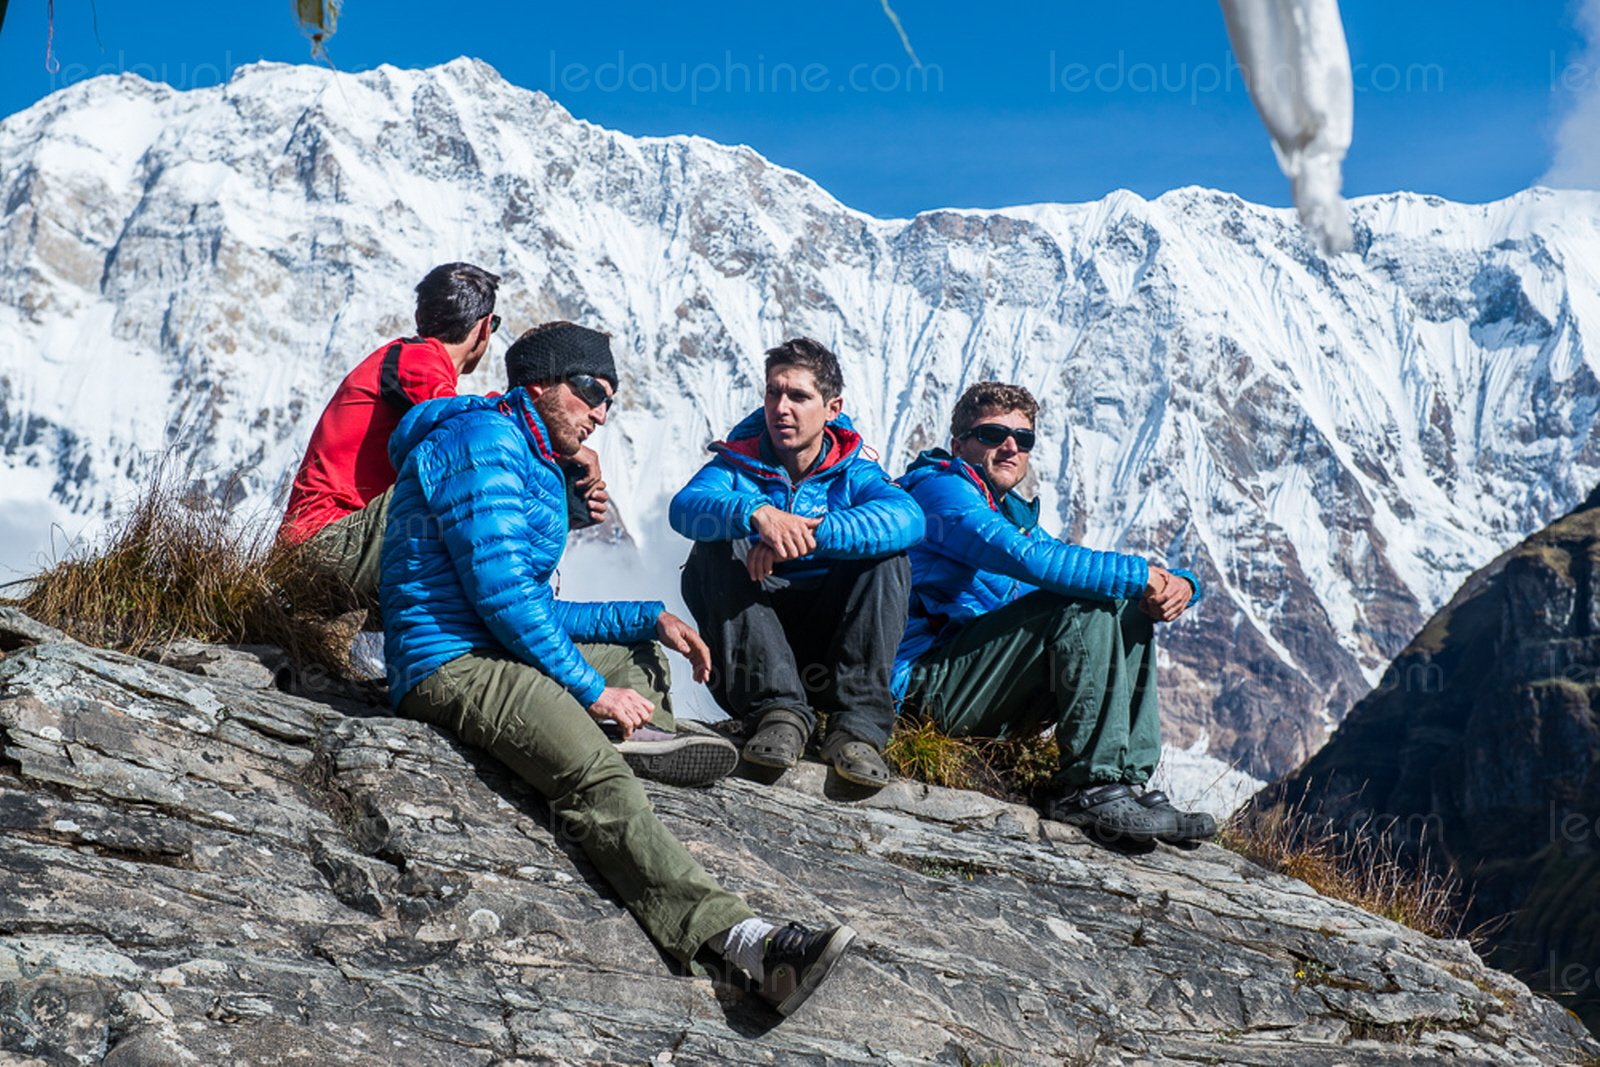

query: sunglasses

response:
[958,423,1036,451]
[568,373,616,412]
[489,314,502,334]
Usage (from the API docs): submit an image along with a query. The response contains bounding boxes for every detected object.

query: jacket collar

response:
[711,408,863,485]
[908,448,1039,531]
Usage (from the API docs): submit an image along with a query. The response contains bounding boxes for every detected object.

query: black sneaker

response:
[1135,788,1218,844]
[614,727,739,787]
[1043,782,1179,844]
[758,923,856,1016]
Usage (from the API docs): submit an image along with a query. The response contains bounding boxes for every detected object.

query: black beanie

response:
[504,322,619,390]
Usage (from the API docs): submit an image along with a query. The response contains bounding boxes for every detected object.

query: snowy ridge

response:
[3,59,1598,782]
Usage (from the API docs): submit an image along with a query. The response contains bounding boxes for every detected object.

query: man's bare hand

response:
[581,479,609,525]
[566,446,609,525]
[656,610,713,684]
[751,505,822,561]
[746,542,778,583]
[588,686,654,738]
[1140,565,1193,623]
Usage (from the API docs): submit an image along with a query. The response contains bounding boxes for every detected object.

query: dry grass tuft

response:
[1221,796,1469,940]
[885,717,979,789]
[14,470,353,672]
[885,714,1060,804]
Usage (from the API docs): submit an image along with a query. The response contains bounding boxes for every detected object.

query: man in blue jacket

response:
[380,322,855,1014]
[895,381,1211,845]
[670,338,921,788]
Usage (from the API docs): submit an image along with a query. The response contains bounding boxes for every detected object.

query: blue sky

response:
[0,2,1592,218]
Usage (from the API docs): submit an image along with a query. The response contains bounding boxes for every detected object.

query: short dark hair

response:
[950,381,1039,437]
[413,262,500,343]
[764,337,843,400]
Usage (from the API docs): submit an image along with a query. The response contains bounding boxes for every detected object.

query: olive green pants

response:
[398,644,752,962]
[905,593,1162,788]
[301,486,393,616]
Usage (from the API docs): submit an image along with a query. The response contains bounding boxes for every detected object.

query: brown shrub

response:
[1221,794,1470,940]
[14,470,352,672]
[885,714,1059,804]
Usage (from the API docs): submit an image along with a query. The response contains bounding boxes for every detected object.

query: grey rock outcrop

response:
[0,616,1594,1065]
[1256,483,1600,1039]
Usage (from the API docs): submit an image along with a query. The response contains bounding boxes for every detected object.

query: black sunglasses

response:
[568,373,616,412]
[489,314,502,334]
[959,423,1036,451]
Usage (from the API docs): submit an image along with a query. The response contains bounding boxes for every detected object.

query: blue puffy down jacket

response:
[379,389,664,707]
[891,449,1201,697]
[668,410,922,581]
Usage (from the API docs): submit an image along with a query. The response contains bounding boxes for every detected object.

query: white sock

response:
[709,917,776,982]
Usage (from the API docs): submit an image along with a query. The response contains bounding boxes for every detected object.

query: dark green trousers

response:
[905,592,1162,788]
[398,645,752,962]
[301,486,393,615]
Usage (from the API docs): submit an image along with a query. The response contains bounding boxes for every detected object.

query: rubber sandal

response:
[742,708,809,769]
[1043,782,1178,844]
[1136,789,1218,843]
[819,734,891,788]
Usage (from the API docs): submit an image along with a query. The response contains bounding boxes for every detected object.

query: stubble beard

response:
[533,392,585,457]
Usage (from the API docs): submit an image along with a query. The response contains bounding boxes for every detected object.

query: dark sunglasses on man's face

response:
[567,373,616,412]
[959,423,1036,451]
[489,314,502,334]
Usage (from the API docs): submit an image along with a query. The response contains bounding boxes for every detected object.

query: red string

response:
[44,0,61,74]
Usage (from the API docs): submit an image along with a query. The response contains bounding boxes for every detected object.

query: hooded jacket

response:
[891,449,1202,696]
[668,409,922,582]
[379,389,663,706]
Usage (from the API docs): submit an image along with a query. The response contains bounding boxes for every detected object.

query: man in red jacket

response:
[280,262,501,608]
[281,263,607,613]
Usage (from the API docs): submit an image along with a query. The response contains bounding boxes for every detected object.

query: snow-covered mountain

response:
[3,58,1598,781]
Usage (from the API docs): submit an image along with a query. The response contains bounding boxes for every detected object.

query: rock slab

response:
[0,623,1595,1065]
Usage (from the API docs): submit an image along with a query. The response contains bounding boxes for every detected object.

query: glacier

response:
[2,58,1598,790]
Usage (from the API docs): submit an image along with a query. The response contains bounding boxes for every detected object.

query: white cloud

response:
[1545,0,1600,188]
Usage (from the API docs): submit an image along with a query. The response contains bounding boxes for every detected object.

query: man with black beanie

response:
[378,320,857,1015]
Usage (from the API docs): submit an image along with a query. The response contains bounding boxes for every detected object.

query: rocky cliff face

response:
[0,611,1593,1065]
[5,61,1600,783]
[1256,484,1600,1037]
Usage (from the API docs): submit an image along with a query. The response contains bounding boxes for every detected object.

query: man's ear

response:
[524,382,548,400]
[826,394,844,419]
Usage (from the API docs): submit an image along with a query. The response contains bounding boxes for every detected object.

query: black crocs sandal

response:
[1044,782,1178,844]
[742,709,809,769]
[1136,789,1218,844]
[819,734,891,788]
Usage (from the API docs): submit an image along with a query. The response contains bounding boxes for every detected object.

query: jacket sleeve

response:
[552,599,665,645]
[669,459,765,542]
[913,470,1150,602]
[418,423,609,705]
[814,461,924,558]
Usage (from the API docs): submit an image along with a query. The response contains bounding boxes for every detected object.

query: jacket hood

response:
[388,393,500,469]
[711,408,863,481]
[388,389,559,470]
